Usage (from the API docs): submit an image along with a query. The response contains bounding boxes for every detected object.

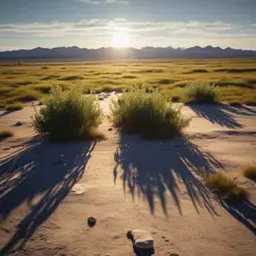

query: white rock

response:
[129,229,154,249]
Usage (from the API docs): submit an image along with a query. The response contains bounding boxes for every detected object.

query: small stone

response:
[87,217,96,227]
[98,97,104,101]
[108,128,113,131]
[38,101,44,106]
[127,229,154,251]
[15,121,24,126]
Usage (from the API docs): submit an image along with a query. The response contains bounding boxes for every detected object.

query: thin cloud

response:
[0,19,255,49]
[79,0,129,4]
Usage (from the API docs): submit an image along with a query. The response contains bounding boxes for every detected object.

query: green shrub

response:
[185,82,219,104]
[204,173,248,201]
[0,130,14,140]
[5,102,23,111]
[110,89,189,139]
[243,166,256,181]
[32,86,103,142]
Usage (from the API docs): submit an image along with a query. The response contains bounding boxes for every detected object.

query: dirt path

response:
[0,99,256,256]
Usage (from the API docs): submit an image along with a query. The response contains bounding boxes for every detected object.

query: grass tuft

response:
[0,130,14,140]
[110,89,189,139]
[204,172,248,202]
[5,102,23,111]
[243,166,256,181]
[32,86,103,142]
[185,82,219,104]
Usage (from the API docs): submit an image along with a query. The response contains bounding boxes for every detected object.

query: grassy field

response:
[0,58,256,108]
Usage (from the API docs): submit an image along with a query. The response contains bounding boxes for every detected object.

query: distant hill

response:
[0,46,256,60]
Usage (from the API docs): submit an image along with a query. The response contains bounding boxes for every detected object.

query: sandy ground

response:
[0,97,256,256]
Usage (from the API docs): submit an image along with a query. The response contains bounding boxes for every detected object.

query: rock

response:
[108,128,113,131]
[15,121,24,126]
[87,217,96,227]
[38,101,44,106]
[98,97,104,101]
[127,229,155,255]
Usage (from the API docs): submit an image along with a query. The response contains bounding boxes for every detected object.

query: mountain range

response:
[0,46,256,60]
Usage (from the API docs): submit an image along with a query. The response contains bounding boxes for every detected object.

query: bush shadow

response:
[218,199,256,235]
[0,137,96,253]
[189,104,244,128]
[114,135,223,216]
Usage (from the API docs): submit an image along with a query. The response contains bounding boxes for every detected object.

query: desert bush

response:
[245,101,256,106]
[243,166,256,181]
[0,130,14,140]
[185,82,219,104]
[5,102,23,111]
[33,85,52,94]
[32,86,103,142]
[204,172,248,201]
[110,89,189,139]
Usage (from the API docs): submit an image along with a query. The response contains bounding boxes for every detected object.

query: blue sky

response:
[0,0,255,50]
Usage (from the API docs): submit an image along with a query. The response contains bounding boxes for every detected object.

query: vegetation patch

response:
[185,82,219,104]
[215,68,256,73]
[0,86,12,95]
[122,75,137,79]
[5,102,23,111]
[6,91,41,103]
[243,166,256,181]
[0,130,14,140]
[32,86,103,142]
[189,69,209,73]
[58,75,84,81]
[110,89,189,139]
[245,101,256,106]
[157,79,174,85]
[32,85,52,94]
[41,75,60,80]
[204,172,248,202]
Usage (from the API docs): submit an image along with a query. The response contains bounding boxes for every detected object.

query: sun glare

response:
[111,30,130,48]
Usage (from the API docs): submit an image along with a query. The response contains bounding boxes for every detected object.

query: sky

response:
[0,0,256,51]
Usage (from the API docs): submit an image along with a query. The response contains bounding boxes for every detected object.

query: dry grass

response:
[0,58,255,104]
[204,173,248,202]
[243,166,256,181]
[0,130,14,140]
[5,102,24,111]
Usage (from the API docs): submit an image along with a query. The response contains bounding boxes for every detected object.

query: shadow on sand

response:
[114,134,256,236]
[189,104,249,128]
[114,135,222,216]
[0,137,96,254]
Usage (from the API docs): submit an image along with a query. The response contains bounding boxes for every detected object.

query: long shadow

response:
[114,135,223,216]
[219,199,256,235]
[189,104,244,128]
[0,137,96,254]
[222,104,256,116]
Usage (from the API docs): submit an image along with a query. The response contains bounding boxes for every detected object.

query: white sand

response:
[0,98,256,256]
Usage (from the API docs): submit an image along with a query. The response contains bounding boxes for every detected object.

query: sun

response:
[111,30,130,48]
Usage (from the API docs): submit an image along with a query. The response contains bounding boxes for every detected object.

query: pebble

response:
[108,128,113,131]
[87,217,97,227]
[15,121,24,126]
